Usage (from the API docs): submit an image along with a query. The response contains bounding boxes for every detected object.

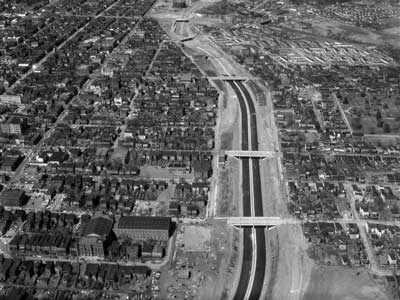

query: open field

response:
[301,17,400,48]
[183,226,211,252]
[217,158,240,217]
[139,165,193,180]
[192,54,219,76]
[260,158,287,218]
[382,26,400,35]
[185,34,251,76]
[266,224,313,300]
[159,220,240,300]
[218,83,241,150]
[182,43,221,76]
[213,80,242,218]
[304,267,390,300]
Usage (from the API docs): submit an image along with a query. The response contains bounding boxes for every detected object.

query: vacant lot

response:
[217,158,240,217]
[139,165,193,180]
[160,220,238,300]
[267,225,313,300]
[183,226,211,252]
[304,267,390,300]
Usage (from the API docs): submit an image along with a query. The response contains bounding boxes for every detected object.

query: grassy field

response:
[304,267,390,300]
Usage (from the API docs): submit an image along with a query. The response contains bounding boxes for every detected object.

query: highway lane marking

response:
[245,227,257,300]
[235,80,259,300]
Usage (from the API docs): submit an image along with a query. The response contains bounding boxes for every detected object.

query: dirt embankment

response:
[217,158,240,217]
[266,225,314,300]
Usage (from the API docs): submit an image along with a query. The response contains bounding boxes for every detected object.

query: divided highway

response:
[230,79,252,299]
[230,80,266,300]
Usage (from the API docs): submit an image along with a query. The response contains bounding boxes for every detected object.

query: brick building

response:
[0,190,27,207]
[77,216,114,258]
[0,117,27,135]
[115,216,171,241]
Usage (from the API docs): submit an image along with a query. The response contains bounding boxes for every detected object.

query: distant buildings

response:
[0,95,22,105]
[173,0,186,9]
[0,190,27,207]
[0,117,28,135]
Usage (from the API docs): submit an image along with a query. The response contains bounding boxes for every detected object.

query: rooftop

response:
[81,216,113,237]
[117,216,171,230]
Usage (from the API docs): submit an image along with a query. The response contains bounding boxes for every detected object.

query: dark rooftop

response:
[117,216,171,230]
[81,216,113,237]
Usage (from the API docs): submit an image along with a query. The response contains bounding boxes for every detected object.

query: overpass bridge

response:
[222,216,400,227]
[224,216,302,227]
[181,36,195,42]
[225,150,282,159]
[209,76,251,81]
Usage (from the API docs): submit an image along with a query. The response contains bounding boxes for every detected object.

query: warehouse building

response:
[115,216,171,241]
[77,216,114,258]
[0,190,27,207]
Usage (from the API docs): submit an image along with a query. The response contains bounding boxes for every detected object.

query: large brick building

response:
[0,117,27,135]
[172,0,186,8]
[115,216,171,241]
[0,190,27,207]
[77,216,114,258]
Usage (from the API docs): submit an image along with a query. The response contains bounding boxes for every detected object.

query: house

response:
[131,266,150,279]
[168,201,180,216]
[187,205,199,217]
[141,243,153,258]
[0,152,23,172]
[192,160,211,179]
[48,152,68,165]
[123,242,140,260]
[359,205,370,218]
[388,253,397,267]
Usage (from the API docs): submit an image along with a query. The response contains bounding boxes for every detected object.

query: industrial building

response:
[115,216,171,241]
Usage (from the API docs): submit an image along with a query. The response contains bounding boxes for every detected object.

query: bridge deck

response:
[225,150,281,158]
[227,216,301,226]
[210,76,249,81]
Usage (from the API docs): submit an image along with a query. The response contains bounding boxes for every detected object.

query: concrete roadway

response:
[229,80,266,300]
[237,80,266,300]
[225,150,280,158]
[228,78,252,300]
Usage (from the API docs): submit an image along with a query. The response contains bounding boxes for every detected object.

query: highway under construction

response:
[229,80,266,300]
